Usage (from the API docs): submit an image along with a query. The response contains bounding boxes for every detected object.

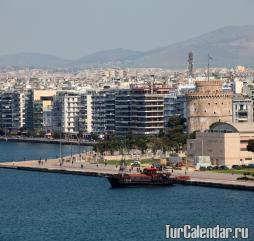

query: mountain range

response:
[1,25,254,69]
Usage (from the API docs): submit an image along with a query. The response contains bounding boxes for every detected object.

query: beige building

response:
[187,122,254,166]
[186,80,233,133]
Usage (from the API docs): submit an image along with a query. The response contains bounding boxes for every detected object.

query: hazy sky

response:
[0,0,253,59]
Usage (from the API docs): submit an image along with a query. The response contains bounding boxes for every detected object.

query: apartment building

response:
[52,91,92,136]
[105,89,116,134]
[115,89,131,136]
[164,91,186,126]
[92,91,106,134]
[79,94,92,133]
[0,91,23,131]
[232,94,253,123]
[25,90,56,131]
[130,84,170,135]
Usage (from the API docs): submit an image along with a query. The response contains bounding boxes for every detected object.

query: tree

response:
[166,116,187,152]
[90,133,99,141]
[189,131,197,139]
[149,136,163,155]
[158,129,164,138]
[133,135,148,154]
[247,139,254,152]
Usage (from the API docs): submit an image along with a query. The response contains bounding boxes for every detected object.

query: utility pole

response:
[188,51,194,83]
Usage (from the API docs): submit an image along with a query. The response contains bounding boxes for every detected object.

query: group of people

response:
[38,158,47,166]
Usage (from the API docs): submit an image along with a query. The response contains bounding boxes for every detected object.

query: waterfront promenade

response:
[0,155,254,191]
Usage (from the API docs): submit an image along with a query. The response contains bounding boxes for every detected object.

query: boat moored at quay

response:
[106,167,190,188]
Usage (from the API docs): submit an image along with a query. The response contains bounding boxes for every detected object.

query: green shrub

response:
[237,176,250,181]
[243,172,251,176]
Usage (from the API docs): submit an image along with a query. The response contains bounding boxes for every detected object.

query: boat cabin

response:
[143,168,157,175]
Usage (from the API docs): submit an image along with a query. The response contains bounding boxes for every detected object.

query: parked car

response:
[174,162,183,168]
[131,160,141,167]
[247,163,254,168]
[232,165,241,170]
[218,165,229,170]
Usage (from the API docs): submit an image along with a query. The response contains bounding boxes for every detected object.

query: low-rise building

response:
[187,122,254,166]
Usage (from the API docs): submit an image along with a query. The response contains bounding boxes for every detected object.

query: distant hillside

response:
[0,53,70,68]
[131,25,254,68]
[0,26,254,69]
[71,48,142,68]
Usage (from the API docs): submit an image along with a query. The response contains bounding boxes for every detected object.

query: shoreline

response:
[1,158,254,191]
[0,136,96,146]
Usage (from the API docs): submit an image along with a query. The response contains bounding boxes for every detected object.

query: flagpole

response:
[208,54,210,81]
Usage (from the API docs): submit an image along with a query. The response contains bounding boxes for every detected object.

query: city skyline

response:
[0,0,254,59]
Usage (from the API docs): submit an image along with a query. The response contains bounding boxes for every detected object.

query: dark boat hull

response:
[107,176,175,188]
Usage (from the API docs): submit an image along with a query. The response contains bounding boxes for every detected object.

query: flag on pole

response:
[208,54,213,60]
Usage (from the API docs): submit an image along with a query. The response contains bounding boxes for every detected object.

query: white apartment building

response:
[52,91,92,135]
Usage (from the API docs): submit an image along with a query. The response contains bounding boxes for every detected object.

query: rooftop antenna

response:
[188,51,194,83]
[150,75,155,93]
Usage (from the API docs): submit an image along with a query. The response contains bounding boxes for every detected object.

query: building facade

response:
[164,91,186,127]
[52,91,92,136]
[0,91,23,131]
[25,90,56,132]
[115,89,131,136]
[232,94,253,123]
[92,91,106,134]
[187,122,254,166]
[105,89,116,134]
[130,85,170,135]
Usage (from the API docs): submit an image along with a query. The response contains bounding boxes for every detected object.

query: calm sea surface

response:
[0,142,253,241]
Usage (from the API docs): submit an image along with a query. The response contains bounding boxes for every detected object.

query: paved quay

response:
[0,156,254,191]
[0,155,119,176]
[174,170,254,190]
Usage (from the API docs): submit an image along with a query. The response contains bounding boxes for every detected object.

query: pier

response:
[0,156,254,191]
